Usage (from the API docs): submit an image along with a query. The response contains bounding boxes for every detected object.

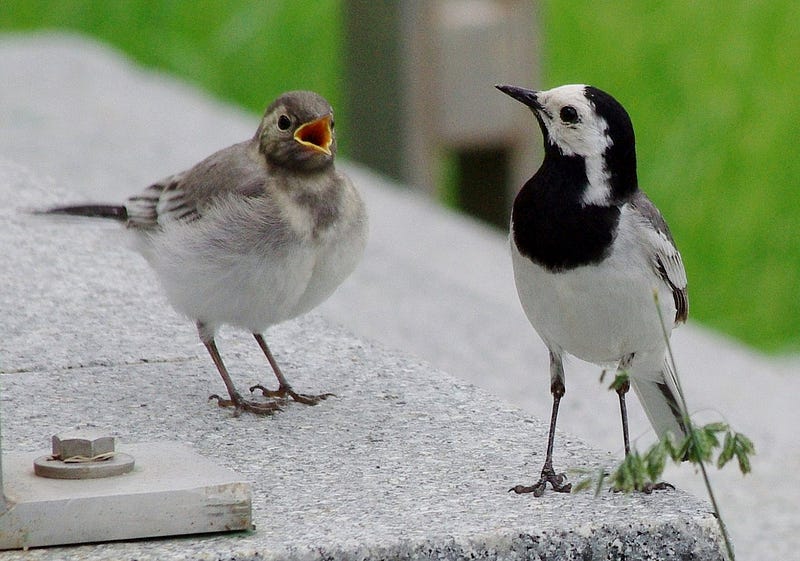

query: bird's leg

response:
[614,354,674,493]
[199,326,281,416]
[249,333,334,405]
[616,354,634,456]
[511,351,572,496]
[616,380,632,457]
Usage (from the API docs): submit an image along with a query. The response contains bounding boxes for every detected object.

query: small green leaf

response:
[612,454,633,492]
[706,421,728,432]
[645,442,667,481]
[673,433,693,462]
[608,370,630,392]
[569,467,609,496]
[595,470,607,497]
[717,431,735,469]
[687,427,715,462]
[663,433,681,461]
[701,425,722,449]
[735,432,756,454]
[734,433,755,475]
[611,450,659,493]
[736,452,752,475]
[735,448,752,474]
[572,478,593,493]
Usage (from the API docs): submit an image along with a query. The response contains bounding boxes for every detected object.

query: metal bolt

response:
[34,429,135,480]
[52,430,115,460]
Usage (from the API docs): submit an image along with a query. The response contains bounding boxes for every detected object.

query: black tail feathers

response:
[39,204,128,221]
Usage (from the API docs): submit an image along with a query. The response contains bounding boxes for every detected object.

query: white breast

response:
[510,208,676,366]
[291,188,368,317]
[132,179,367,335]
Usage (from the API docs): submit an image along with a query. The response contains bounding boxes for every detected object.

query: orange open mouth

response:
[294,114,333,155]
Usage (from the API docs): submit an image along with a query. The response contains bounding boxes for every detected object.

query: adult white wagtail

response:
[496,84,689,495]
[43,91,368,416]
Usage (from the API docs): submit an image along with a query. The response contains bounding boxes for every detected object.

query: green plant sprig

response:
[575,293,755,561]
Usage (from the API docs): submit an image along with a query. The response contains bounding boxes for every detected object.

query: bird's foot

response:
[208,392,282,416]
[510,469,572,497]
[612,481,675,494]
[641,481,675,494]
[249,384,334,406]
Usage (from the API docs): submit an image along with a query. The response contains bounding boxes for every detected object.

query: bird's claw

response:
[208,393,282,416]
[249,384,335,406]
[611,480,675,494]
[510,471,571,496]
[641,481,675,494]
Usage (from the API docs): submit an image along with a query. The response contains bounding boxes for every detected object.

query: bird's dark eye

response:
[560,106,579,124]
[277,115,292,131]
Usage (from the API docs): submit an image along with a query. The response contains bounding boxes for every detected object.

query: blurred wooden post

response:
[344,0,539,226]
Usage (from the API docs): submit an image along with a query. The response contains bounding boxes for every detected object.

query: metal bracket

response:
[1,438,252,550]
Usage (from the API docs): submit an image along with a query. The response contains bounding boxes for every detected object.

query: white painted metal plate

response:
[0,442,252,550]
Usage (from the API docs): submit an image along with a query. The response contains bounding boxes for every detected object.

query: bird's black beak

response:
[495,84,542,111]
[294,114,333,156]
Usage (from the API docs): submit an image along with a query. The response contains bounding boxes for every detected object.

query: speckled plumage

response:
[45,91,368,415]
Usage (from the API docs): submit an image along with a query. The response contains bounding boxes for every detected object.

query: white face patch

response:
[535,84,615,206]
[536,85,614,157]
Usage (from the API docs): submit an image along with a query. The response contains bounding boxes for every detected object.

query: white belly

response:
[133,198,367,335]
[511,236,675,366]
[291,214,368,317]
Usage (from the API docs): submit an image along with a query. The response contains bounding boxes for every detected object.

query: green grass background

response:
[0,1,345,147]
[543,1,800,353]
[2,1,798,352]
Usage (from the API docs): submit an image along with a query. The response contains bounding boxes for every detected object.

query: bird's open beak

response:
[495,84,542,111]
[294,114,333,156]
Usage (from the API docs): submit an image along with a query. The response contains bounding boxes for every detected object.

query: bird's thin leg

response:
[614,354,673,493]
[616,384,632,457]
[616,354,635,456]
[511,350,572,496]
[200,326,281,416]
[249,333,334,405]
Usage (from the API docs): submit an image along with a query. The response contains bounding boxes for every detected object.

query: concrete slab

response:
[2,31,796,558]
[1,158,722,559]
[2,443,251,549]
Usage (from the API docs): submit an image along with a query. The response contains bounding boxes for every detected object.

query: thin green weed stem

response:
[654,291,736,561]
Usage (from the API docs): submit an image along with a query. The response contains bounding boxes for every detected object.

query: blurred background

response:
[2,0,798,354]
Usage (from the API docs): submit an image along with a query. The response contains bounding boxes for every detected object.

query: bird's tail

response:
[630,358,688,444]
[38,204,128,221]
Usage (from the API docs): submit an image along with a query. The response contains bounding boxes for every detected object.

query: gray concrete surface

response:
[1,32,797,558]
[1,162,722,559]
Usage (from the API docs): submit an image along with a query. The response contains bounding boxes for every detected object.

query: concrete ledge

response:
[0,152,725,559]
[0,32,737,559]
[2,442,251,549]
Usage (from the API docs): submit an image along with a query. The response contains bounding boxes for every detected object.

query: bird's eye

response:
[277,115,292,131]
[560,106,579,124]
